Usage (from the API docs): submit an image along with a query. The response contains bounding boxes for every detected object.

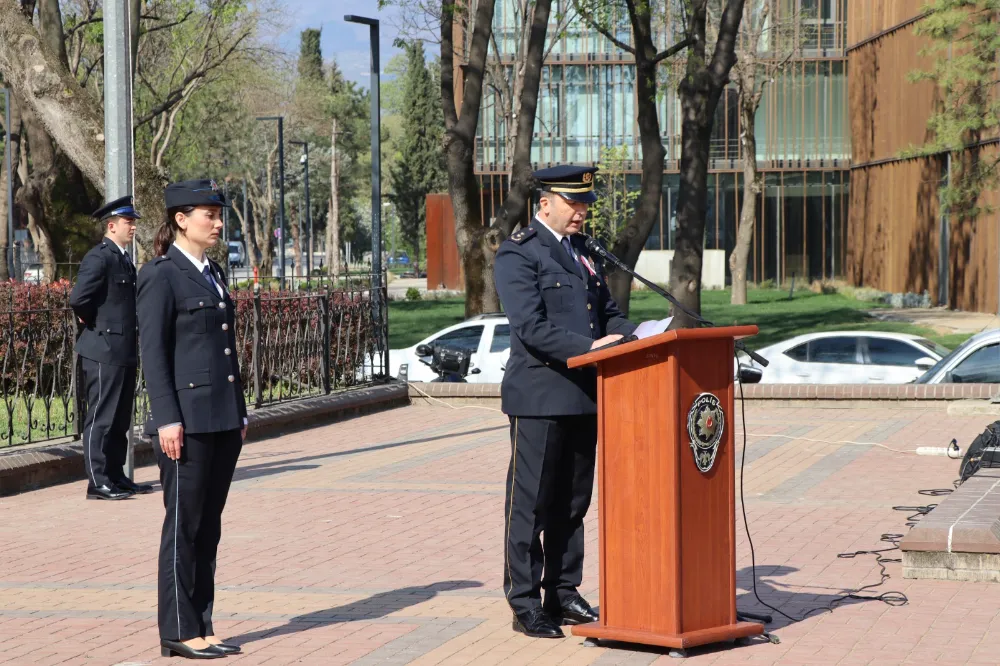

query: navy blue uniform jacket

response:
[494,218,635,416]
[69,240,138,366]
[136,245,248,436]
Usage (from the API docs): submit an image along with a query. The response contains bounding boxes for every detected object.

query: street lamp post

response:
[2,88,13,280]
[256,116,286,284]
[344,15,382,328]
[290,140,311,277]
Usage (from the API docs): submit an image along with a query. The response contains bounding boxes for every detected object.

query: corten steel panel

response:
[425,194,464,291]
[848,0,927,46]
[849,24,939,164]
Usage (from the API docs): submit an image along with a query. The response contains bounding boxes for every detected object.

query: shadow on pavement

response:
[225,580,484,645]
[586,565,887,660]
[229,425,506,484]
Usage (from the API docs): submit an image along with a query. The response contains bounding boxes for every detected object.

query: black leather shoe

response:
[206,642,240,655]
[512,608,564,638]
[86,484,133,500]
[159,640,226,659]
[545,594,599,625]
[114,477,154,494]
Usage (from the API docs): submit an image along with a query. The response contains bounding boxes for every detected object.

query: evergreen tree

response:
[298,28,324,83]
[388,41,446,270]
[907,0,1000,217]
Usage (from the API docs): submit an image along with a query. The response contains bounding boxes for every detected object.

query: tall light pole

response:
[256,116,286,284]
[2,88,13,280]
[103,0,137,477]
[290,140,311,277]
[344,15,382,328]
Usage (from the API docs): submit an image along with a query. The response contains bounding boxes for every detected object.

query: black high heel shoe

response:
[206,642,241,655]
[160,639,227,659]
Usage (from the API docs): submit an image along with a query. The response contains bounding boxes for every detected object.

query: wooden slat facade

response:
[847,0,927,46]
[848,8,1000,314]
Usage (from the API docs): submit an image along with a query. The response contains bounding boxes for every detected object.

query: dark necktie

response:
[561,236,581,277]
[202,265,218,293]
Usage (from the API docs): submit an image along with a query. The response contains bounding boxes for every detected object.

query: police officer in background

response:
[69,195,152,500]
[137,180,247,659]
[495,165,637,638]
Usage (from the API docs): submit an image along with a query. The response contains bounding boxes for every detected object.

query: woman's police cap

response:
[164,179,231,209]
[533,165,599,204]
[93,195,141,221]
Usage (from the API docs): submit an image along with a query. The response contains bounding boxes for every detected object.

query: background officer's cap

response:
[533,164,599,204]
[93,195,141,221]
[165,179,231,209]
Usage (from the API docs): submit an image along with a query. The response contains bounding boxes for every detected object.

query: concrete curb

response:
[0,382,409,497]
[407,382,1000,409]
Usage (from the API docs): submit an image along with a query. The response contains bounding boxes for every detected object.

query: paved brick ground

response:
[1,401,999,665]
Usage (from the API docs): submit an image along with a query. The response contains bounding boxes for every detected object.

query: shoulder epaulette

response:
[153,255,170,264]
[508,227,536,245]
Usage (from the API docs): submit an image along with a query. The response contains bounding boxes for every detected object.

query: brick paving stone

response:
[0,403,999,664]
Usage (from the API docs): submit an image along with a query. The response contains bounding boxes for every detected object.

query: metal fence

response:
[0,274,388,448]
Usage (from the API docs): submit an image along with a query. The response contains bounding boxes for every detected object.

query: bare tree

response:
[0,0,167,257]
[725,0,807,305]
[440,0,500,316]
[669,0,744,327]
[574,0,692,315]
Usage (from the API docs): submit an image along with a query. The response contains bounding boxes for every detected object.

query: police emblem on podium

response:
[687,393,725,473]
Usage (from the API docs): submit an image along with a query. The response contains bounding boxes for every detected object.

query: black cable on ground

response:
[734,352,951,625]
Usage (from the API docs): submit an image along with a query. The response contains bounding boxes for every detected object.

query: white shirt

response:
[536,216,568,244]
[172,242,223,297]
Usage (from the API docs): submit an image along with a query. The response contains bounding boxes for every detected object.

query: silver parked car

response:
[914,329,1000,384]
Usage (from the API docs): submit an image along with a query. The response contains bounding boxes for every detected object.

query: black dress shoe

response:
[86,484,133,500]
[512,608,564,638]
[545,594,599,625]
[159,640,226,659]
[206,642,240,654]
[114,477,154,494]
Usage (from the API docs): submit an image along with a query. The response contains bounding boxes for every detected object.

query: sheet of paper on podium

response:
[633,317,673,340]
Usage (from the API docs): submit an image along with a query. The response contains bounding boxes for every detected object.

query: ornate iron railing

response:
[0,274,388,449]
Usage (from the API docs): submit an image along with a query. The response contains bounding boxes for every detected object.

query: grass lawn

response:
[388,288,972,351]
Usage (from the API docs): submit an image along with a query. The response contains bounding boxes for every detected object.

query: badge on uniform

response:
[509,228,536,245]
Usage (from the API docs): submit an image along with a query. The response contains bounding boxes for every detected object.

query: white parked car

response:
[914,329,1000,384]
[749,331,950,384]
[390,314,510,383]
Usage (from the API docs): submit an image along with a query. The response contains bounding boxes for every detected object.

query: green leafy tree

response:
[388,41,446,272]
[589,146,640,247]
[905,0,1000,218]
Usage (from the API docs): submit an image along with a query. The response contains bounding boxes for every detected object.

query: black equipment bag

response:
[959,420,1000,485]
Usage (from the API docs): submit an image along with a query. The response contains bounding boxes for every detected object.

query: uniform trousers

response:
[503,415,597,615]
[155,429,242,641]
[81,357,137,489]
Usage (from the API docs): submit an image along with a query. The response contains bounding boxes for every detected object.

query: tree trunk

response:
[492,0,551,236]
[328,117,341,276]
[729,88,761,305]
[669,0,744,328]
[0,0,164,255]
[608,55,665,316]
[440,0,499,317]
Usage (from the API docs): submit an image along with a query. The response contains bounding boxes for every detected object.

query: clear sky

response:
[276,0,411,87]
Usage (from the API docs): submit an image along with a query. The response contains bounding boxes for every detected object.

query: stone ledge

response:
[901,470,1000,581]
[0,382,409,497]
[407,382,1000,402]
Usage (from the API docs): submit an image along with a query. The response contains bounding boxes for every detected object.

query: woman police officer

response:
[137,180,248,659]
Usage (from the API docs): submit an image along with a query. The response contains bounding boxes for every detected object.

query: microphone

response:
[580,234,769,368]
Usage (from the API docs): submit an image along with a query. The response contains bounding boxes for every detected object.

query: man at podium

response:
[494,164,636,639]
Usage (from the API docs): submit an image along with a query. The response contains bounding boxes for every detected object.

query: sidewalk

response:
[0,402,998,665]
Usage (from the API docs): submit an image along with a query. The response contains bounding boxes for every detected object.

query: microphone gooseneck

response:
[579,234,769,368]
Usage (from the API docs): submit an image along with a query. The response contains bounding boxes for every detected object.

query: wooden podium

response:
[566,325,764,653]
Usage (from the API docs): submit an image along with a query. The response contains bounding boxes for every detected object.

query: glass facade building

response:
[472,0,850,284]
